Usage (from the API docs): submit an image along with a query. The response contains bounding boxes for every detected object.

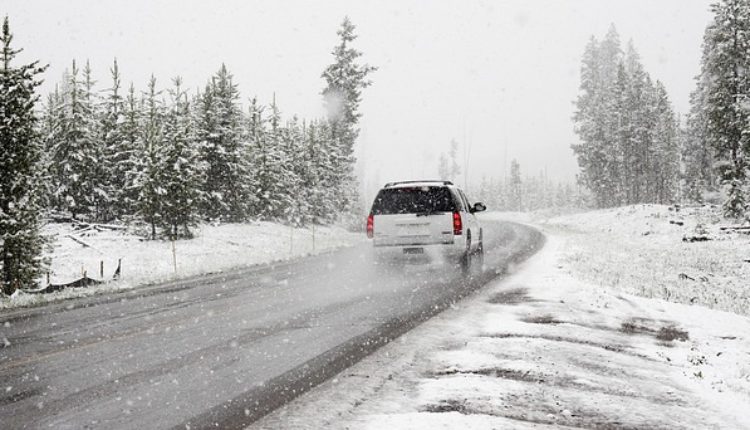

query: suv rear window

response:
[371,187,457,215]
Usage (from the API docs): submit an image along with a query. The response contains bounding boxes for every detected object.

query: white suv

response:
[366,180,486,271]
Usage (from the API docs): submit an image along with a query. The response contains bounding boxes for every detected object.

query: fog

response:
[5,0,713,194]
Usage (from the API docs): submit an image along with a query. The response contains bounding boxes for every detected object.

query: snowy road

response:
[0,220,543,429]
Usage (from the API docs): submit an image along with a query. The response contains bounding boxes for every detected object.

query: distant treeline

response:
[475,160,586,213]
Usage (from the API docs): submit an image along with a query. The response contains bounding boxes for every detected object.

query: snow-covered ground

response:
[545,204,750,316]
[252,207,750,429]
[1,221,362,309]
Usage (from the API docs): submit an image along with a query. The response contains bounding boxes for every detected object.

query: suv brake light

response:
[453,211,462,235]
[367,214,374,238]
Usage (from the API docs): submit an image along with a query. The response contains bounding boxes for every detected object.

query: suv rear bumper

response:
[372,240,466,264]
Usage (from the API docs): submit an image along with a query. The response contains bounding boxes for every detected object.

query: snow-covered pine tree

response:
[120,82,143,219]
[0,17,48,293]
[245,96,270,219]
[159,77,204,238]
[51,60,99,220]
[256,96,295,220]
[197,65,252,221]
[695,0,750,217]
[682,75,715,203]
[98,59,127,222]
[79,60,110,222]
[321,17,376,220]
[652,81,679,204]
[573,31,623,208]
[133,76,164,239]
[39,86,62,211]
[280,116,306,225]
[305,119,338,223]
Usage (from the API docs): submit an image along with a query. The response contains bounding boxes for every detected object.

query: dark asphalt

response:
[0,220,543,430]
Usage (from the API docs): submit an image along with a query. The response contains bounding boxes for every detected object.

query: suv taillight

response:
[453,211,462,235]
[367,214,374,238]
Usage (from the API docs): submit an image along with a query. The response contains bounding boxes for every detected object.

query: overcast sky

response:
[4,0,714,195]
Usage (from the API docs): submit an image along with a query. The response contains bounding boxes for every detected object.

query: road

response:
[0,220,543,430]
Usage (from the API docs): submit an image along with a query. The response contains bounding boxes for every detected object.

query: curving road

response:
[0,220,543,430]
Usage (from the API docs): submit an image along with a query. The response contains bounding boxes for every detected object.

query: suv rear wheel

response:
[460,232,472,275]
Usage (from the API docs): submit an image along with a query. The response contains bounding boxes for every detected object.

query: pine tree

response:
[51,60,98,219]
[98,59,127,221]
[682,76,715,203]
[652,81,679,203]
[120,82,142,218]
[321,17,376,219]
[160,77,204,238]
[304,119,337,223]
[280,117,306,225]
[133,76,164,239]
[252,96,295,220]
[39,86,62,210]
[197,64,252,221]
[0,17,48,293]
[695,0,750,217]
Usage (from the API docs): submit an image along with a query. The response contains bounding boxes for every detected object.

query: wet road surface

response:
[0,220,543,429]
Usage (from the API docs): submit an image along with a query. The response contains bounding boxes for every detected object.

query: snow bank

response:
[1,221,362,310]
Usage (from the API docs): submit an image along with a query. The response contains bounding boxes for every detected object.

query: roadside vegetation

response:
[0,17,374,294]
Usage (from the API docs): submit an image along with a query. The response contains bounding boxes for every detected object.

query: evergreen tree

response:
[51,60,98,219]
[197,64,252,221]
[280,117,307,225]
[252,96,295,219]
[98,59,127,221]
[321,17,376,218]
[0,17,47,293]
[682,76,715,203]
[652,81,679,203]
[160,77,204,238]
[133,76,164,239]
[120,82,143,218]
[695,0,750,217]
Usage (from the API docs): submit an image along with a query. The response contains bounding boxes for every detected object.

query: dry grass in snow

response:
[544,204,750,316]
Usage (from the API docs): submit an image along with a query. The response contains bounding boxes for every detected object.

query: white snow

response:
[1,221,362,309]
[251,207,750,429]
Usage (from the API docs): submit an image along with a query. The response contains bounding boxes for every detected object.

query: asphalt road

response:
[0,220,543,430]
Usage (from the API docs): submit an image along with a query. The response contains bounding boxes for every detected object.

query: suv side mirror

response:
[470,202,486,213]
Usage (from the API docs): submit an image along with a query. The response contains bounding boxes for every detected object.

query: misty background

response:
[4,0,713,198]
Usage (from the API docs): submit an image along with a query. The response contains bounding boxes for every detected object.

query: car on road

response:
[366,180,486,272]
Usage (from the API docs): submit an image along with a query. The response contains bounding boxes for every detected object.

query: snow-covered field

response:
[545,204,750,316]
[0,221,362,310]
[252,207,750,429]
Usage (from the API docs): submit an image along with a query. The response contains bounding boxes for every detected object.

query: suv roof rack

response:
[383,180,453,188]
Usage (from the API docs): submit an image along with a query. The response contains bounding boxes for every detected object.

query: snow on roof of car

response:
[384,180,454,189]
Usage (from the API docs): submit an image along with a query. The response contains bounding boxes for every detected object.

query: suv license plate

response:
[403,248,424,255]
